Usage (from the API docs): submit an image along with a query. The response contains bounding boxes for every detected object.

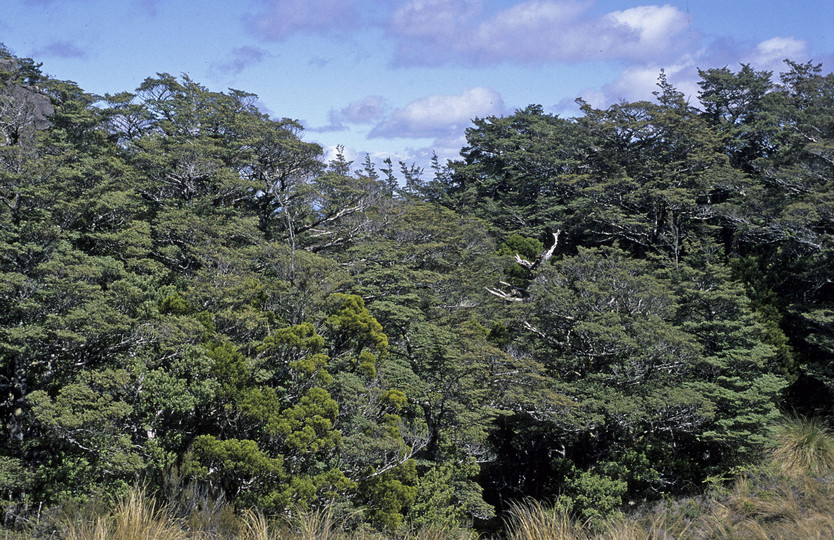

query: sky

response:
[2,0,833,172]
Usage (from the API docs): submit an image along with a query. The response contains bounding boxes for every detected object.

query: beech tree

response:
[1,47,832,536]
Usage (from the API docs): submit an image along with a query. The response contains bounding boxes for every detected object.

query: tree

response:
[0,54,163,507]
[734,61,834,413]
[483,245,784,510]
[444,105,588,241]
[697,64,778,169]
[574,74,742,265]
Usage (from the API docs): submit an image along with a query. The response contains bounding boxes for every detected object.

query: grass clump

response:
[62,487,188,540]
[283,504,349,540]
[772,415,834,476]
[504,499,588,540]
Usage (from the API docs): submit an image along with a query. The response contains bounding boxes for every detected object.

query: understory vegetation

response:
[9,417,834,539]
[1,45,833,537]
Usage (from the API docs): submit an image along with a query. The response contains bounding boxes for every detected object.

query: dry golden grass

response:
[596,513,692,540]
[236,509,278,540]
[500,462,834,540]
[285,504,351,540]
[62,488,191,540]
[396,524,479,540]
[402,528,449,540]
[500,499,700,540]
[769,512,834,539]
[595,519,648,540]
[633,469,834,540]
[49,471,834,540]
[58,489,360,540]
[503,499,588,540]
[772,416,834,476]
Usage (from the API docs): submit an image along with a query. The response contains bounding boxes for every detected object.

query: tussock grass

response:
[58,489,356,540]
[772,415,834,476]
[401,526,474,540]
[500,499,695,540]
[63,487,190,540]
[596,514,690,540]
[284,504,349,540]
[60,475,830,539]
[501,461,834,539]
[504,499,588,540]
[236,509,275,540]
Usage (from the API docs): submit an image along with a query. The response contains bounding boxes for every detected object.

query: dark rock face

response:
[0,58,54,146]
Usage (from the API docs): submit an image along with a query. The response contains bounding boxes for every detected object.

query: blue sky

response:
[2,0,833,171]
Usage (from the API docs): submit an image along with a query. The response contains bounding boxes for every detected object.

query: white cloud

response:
[743,37,808,72]
[567,34,810,115]
[604,5,691,58]
[567,53,707,113]
[370,86,505,139]
[389,1,691,65]
[468,1,599,62]
[604,62,697,103]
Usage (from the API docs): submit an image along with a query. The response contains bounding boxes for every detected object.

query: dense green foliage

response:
[1,46,832,536]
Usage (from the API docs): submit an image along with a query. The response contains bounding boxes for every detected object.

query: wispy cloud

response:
[311,95,390,132]
[370,86,505,139]
[35,40,88,59]
[388,0,691,65]
[24,0,89,3]
[135,0,160,17]
[334,95,389,127]
[212,46,270,76]
[245,0,360,41]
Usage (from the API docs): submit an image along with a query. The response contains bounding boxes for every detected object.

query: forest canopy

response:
[1,45,832,535]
